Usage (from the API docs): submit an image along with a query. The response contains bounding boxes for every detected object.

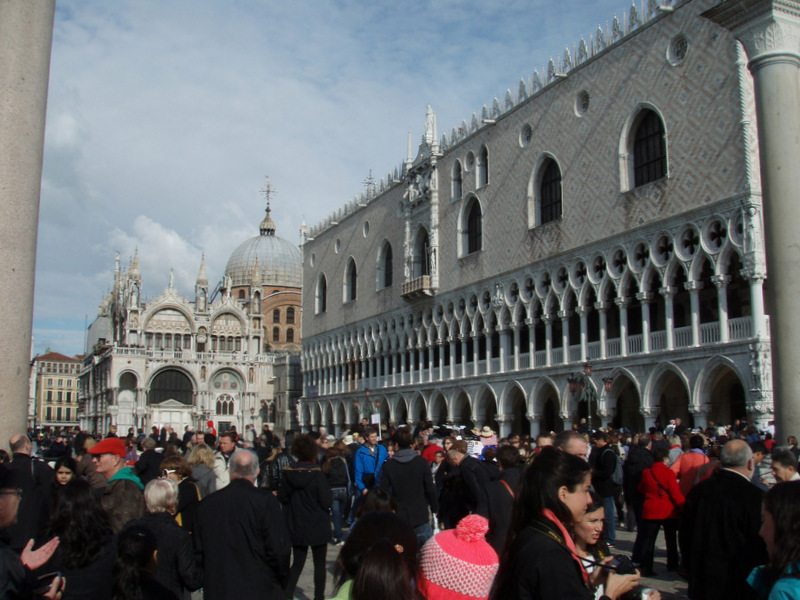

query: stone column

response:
[615,298,629,357]
[472,332,480,377]
[0,0,55,445]
[512,324,521,371]
[559,311,570,365]
[745,268,769,339]
[660,286,676,351]
[704,0,800,439]
[497,414,512,439]
[595,302,608,360]
[498,326,509,374]
[543,315,553,367]
[578,306,588,363]
[637,293,652,354]
[686,281,702,347]
[712,274,731,343]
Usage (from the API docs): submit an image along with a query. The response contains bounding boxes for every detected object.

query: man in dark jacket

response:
[623,433,654,564]
[381,427,438,545]
[590,431,620,546]
[486,444,522,553]
[194,450,290,600]
[6,434,54,551]
[134,436,164,486]
[679,440,767,600]
[446,441,490,518]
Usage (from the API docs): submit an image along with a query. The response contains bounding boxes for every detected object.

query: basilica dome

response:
[224,206,302,288]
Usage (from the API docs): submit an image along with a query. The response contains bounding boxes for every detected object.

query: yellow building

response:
[32,352,82,429]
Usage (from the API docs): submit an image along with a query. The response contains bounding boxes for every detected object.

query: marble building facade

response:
[79,204,303,436]
[299,0,774,438]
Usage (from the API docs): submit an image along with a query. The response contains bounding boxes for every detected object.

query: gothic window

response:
[238,290,246,300]
[540,158,562,224]
[452,161,463,199]
[345,258,357,302]
[464,197,482,255]
[273,327,280,342]
[633,110,667,187]
[273,309,281,323]
[378,241,393,290]
[477,146,489,187]
[287,328,295,343]
[286,307,295,324]
[413,229,431,278]
[316,274,327,314]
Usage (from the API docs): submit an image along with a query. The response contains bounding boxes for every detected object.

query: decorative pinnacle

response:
[259,175,276,208]
[259,176,277,236]
[363,169,376,198]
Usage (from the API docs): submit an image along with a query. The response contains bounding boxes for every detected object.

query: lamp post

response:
[569,363,613,431]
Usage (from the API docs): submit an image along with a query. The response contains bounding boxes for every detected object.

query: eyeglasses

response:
[161,469,176,477]
[0,489,22,498]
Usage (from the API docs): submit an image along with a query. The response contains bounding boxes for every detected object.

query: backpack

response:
[607,448,624,486]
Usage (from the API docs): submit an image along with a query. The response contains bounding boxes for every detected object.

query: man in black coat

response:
[589,431,620,546]
[446,442,490,518]
[679,439,767,600]
[194,450,290,600]
[134,436,165,486]
[380,427,438,545]
[623,433,654,564]
[6,434,54,551]
[486,445,522,553]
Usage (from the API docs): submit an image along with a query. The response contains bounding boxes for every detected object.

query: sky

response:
[33,0,630,357]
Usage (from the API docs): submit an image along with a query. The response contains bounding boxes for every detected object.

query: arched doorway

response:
[118,372,138,431]
[508,386,530,436]
[452,392,474,429]
[651,369,692,429]
[610,375,644,432]
[429,394,447,425]
[150,368,195,433]
[707,366,747,426]
[537,382,563,433]
[475,390,498,432]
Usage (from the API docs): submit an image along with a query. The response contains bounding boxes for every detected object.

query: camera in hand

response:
[604,554,637,575]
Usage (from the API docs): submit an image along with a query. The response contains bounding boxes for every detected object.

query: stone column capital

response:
[614,297,630,309]
[703,0,800,66]
[684,281,703,292]
[659,285,676,299]
[635,292,654,304]
[711,274,730,289]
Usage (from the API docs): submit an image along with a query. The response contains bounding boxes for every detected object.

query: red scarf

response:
[541,508,589,585]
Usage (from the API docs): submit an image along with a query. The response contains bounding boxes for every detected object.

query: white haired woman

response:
[123,478,202,599]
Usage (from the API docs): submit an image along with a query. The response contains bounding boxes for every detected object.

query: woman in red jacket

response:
[637,445,685,577]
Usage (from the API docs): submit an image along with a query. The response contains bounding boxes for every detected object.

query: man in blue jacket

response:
[353,427,388,496]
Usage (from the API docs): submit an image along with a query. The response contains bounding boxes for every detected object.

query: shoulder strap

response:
[500,479,515,498]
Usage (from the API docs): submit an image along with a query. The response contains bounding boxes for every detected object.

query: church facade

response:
[79,203,303,436]
[299,0,773,437]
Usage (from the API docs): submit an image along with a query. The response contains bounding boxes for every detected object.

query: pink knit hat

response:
[417,515,499,600]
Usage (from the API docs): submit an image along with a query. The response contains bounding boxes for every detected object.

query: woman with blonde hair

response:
[185,443,215,498]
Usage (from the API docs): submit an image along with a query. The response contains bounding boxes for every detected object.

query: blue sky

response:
[33,0,631,357]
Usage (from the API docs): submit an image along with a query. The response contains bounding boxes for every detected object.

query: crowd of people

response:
[0,415,798,600]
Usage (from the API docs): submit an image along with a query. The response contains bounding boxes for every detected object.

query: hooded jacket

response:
[278,462,332,546]
[381,448,439,528]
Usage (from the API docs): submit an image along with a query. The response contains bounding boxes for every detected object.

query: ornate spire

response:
[129,247,141,281]
[196,253,208,286]
[259,176,277,236]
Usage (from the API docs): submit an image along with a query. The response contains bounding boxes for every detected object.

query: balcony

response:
[401,276,434,300]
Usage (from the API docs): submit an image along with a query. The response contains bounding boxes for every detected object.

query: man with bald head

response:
[679,440,767,600]
[6,434,54,550]
[194,450,290,600]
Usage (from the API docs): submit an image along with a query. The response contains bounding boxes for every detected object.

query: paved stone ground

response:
[192,520,690,599]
